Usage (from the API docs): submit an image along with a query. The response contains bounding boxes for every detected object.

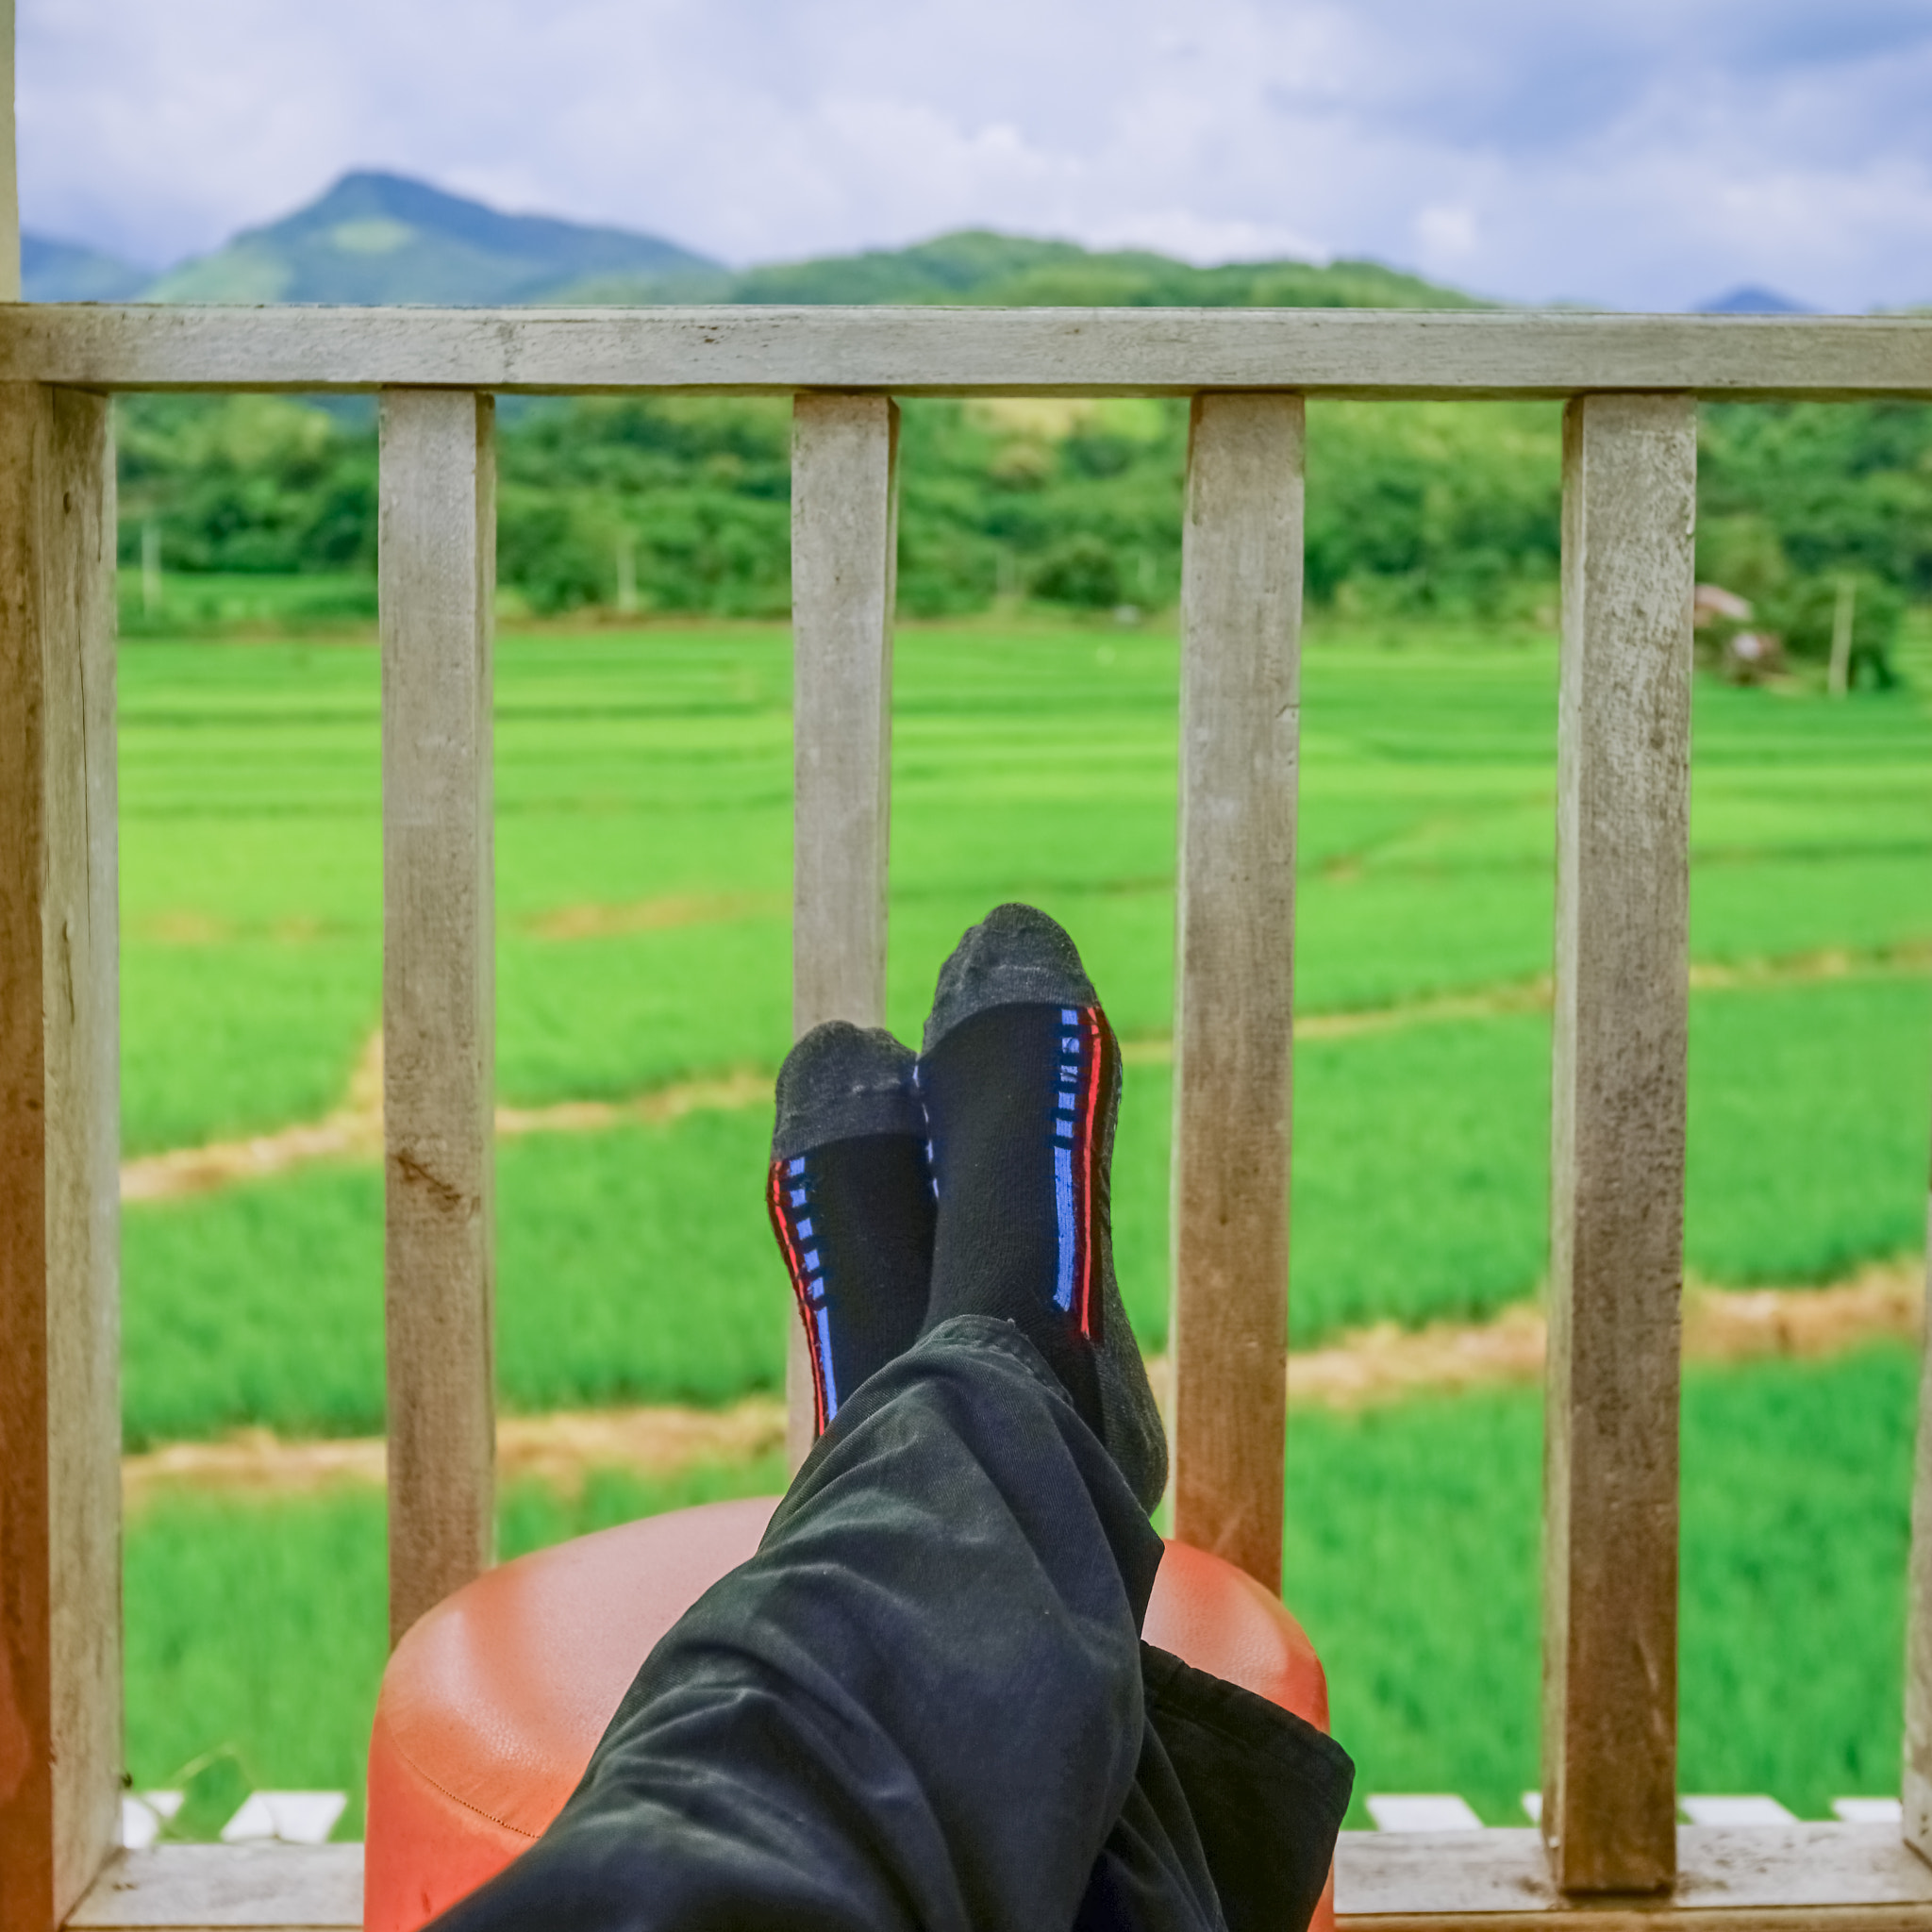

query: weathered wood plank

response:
[0,306,1929,400]
[1169,392,1305,1590]
[785,393,899,1463]
[379,391,497,1643]
[0,385,121,1932]
[66,1828,1932,1930]
[41,388,120,1927]
[790,393,897,1043]
[1542,394,1696,1894]
[1907,1221,1932,1856]
[68,1846,361,1928]
[1336,1824,1932,1924]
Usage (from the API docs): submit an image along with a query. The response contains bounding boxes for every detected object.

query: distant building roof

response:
[1695,584,1754,623]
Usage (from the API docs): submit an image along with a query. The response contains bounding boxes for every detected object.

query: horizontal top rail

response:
[3,304,1931,399]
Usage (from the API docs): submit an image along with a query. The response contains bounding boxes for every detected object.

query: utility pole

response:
[1828,575,1857,698]
[615,533,639,615]
[142,522,163,618]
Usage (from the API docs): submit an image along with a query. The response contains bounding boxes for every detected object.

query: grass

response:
[125,1458,788,1840]
[1298,1345,1919,1824]
[111,608,1932,1835]
[116,616,1932,1440]
[125,1345,1916,1834]
[120,618,1932,1151]
[120,569,380,638]
[121,610,1932,1444]
[122,974,1932,1444]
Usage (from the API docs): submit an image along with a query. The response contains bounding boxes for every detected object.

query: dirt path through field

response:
[120,1035,773,1202]
[120,940,1932,1206]
[121,1264,1924,1507]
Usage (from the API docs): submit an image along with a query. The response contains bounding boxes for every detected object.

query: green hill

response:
[130,170,1480,311]
[560,227,1486,310]
[23,232,150,301]
[147,171,717,306]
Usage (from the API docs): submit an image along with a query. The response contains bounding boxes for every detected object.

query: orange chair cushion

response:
[366,1496,1332,1932]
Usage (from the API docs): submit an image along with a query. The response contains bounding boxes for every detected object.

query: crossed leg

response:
[429,908,1349,1932]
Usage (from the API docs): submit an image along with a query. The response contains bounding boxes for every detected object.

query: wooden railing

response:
[4,304,1932,1932]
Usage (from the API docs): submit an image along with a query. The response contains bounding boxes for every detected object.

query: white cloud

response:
[1413,204,1479,275]
[17,0,1932,308]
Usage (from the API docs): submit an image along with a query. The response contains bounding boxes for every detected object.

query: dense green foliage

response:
[117,387,1932,639]
[570,227,1485,310]
[118,398,378,578]
[1698,401,1932,674]
[114,619,1932,1444]
[81,178,1932,634]
[125,1344,1917,1831]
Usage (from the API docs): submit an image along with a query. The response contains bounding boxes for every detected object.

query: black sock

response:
[917,905,1168,1510]
[767,1024,936,1434]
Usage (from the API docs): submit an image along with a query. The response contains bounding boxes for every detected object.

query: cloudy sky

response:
[20,0,1932,310]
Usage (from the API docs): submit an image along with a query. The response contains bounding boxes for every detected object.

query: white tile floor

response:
[1679,1795,1797,1827]
[1374,1790,1904,1831]
[220,1792,349,1845]
[1832,1796,1906,1824]
[1365,1794,1485,1831]
[119,1792,182,1851]
[121,1789,345,1848]
[123,1783,1910,1846]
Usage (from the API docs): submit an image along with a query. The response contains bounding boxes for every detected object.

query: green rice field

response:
[116,608,1932,1830]
[126,1346,1917,1835]
[122,616,1932,1439]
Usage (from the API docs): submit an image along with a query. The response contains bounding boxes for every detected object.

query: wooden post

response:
[1828,575,1857,699]
[788,393,898,1466]
[1541,393,1695,1894]
[1909,1287,1932,1860]
[140,524,160,620]
[1169,392,1305,1591]
[379,391,497,1645]
[0,385,121,1931]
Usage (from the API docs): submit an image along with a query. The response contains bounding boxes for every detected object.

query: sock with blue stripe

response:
[916,904,1169,1511]
[767,1023,936,1437]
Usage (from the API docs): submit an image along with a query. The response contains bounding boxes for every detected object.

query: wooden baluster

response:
[1541,392,1695,1893]
[379,391,497,1645]
[0,384,121,1931]
[787,393,899,1465]
[1169,392,1305,1591]
[1906,1244,1932,1856]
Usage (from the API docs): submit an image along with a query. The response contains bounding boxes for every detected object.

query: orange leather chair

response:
[366,1495,1336,1932]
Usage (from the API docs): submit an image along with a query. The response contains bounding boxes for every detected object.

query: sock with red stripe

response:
[767,1024,935,1436]
[916,904,1168,1511]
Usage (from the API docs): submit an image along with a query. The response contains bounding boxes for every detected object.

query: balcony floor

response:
[66,1825,1932,1930]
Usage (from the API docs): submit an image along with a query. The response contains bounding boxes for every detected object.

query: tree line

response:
[115,391,1932,665]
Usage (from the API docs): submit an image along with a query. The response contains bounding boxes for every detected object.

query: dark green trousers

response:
[432,1318,1351,1932]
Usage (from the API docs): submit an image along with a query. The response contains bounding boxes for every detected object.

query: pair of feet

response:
[766,904,1168,1512]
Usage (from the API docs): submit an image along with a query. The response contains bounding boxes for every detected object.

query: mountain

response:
[558,227,1486,310]
[1697,286,1814,315]
[57,167,1484,311]
[147,171,717,306]
[23,232,150,301]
